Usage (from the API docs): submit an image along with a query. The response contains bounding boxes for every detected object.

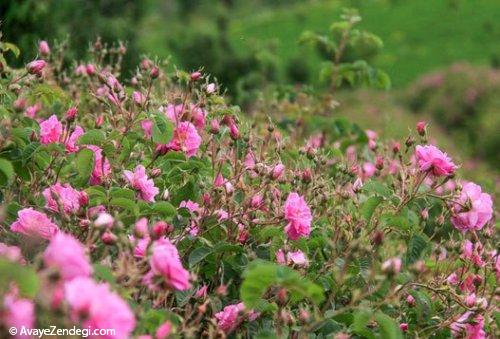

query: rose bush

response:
[0,37,497,338]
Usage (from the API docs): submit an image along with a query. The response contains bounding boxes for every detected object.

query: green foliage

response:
[241,260,324,310]
[0,258,39,298]
[75,148,94,186]
[151,113,174,145]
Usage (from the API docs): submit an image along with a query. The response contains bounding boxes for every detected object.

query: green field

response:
[227,0,500,87]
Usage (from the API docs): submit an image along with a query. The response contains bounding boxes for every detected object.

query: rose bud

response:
[78,191,89,206]
[277,288,288,305]
[229,123,240,140]
[151,221,172,239]
[405,136,415,148]
[301,169,312,183]
[216,284,227,296]
[299,309,310,323]
[406,295,415,306]
[420,208,429,220]
[13,98,27,112]
[150,66,159,79]
[271,163,285,180]
[375,156,384,170]
[371,230,384,246]
[156,144,169,156]
[65,107,78,122]
[86,64,95,75]
[94,212,114,228]
[399,323,408,332]
[381,257,402,276]
[38,40,50,56]
[392,142,401,154]
[202,192,211,206]
[150,168,162,178]
[140,59,152,70]
[210,119,220,134]
[206,83,216,94]
[132,91,146,105]
[190,71,202,81]
[101,231,117,245]
[95,115,104,127]
[26,60,46,76]
[161,189,170,200]
[416,121,427,136]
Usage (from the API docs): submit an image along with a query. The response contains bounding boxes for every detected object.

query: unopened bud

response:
[65,107,78,122]
[101,231,117,245]
[150,168,162,177]
[210,119,220,134]
[26,60,46,76]
[38,40,51,56]
[416,121,427,136]
[190,71,202,81]
[150,66,159,79]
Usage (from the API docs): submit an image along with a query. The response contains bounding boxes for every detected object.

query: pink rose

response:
[38,40,50,56]
[451,182,493,232]
[26,59,46,76]
[43,232,92,281]
[65,126,84,153]
[87,145,111,185]
[123,165,159,202]
[146,238,191,291]
[286,250,309,267]
[271,163,285,180]
[3,290,35,338]
[381,257,402,275]
[164,122,201,158]
[415,145,457,177]
[0,243,24,263]
[141,119,153,139]
[215,302,245,333]
[65,277,136,338]
[11,208,59,240]
[450,312,485,339]
[284,192,312,240]
[39,114,63,144]
[156,321,172,339]
[43,182,86,214]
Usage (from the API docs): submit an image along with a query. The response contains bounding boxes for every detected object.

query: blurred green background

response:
[2,0,499,186]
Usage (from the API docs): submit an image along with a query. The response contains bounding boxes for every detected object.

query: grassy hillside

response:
[228,0,500,87]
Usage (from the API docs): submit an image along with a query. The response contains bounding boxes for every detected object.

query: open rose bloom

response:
[0,35,496,338]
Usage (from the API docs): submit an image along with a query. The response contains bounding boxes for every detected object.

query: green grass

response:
[228,0,500,87]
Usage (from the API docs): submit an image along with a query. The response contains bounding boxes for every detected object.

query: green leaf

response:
[0,158,14,186]
[109,187,136,200]
[352,308,376,339]
[151,201,176,217]
[189,247,212,268]
[361,196,383,222]
[22,142,41,165]
[405,234,429,265]
[77,130,106,146]
[75,148,94,186]
[151,113,174,144]
[0,259,39,298]
[240,260,324,309]
[110,198,138,215]
[93,264,117,286]
[362,181,392,197]
[375,312,403,339]
[1,42,20,58]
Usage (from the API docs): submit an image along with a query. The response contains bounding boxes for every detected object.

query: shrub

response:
[407,62,500,167]
[0,38,497,338]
